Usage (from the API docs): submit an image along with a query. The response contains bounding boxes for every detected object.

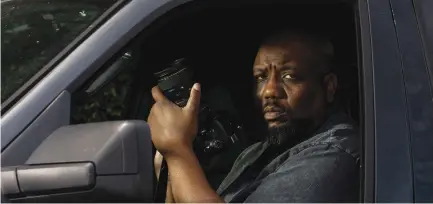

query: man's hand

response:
[148,83,223,203]
[147,83,201,158]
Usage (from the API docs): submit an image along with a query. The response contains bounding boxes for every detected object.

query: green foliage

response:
[1,0,112,102]
[1,0,134,124]
[70,57,136,124]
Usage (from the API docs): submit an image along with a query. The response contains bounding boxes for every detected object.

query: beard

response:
[266,118,315,147]
[267,122,295,146]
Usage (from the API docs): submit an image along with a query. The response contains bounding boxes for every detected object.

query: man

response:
[149,30,360,203]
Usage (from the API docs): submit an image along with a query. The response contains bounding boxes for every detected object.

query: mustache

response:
[263,99,286,112]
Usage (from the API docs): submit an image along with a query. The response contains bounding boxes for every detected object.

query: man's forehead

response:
[256,30,334,60]
[255,47,287,64]
[254,42,313,65]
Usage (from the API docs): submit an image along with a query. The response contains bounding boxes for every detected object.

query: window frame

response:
[356,0,375,202]
[0,0,128,114]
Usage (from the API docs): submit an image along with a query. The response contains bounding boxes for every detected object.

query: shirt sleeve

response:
[244,143,360,203]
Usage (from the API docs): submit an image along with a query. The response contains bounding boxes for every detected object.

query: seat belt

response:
[154,159,168,203]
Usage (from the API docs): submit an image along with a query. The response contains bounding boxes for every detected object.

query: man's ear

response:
[323,73,338,103]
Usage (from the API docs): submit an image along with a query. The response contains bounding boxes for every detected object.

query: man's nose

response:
[262,73,285,99]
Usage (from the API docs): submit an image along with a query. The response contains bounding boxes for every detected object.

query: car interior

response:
[66,0,361,202]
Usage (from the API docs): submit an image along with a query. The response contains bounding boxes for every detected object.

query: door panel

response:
[391,0,433,202]
[1,91,71,166]
[367,0,413,202]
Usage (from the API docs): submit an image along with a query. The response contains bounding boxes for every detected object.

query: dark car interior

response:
[132,0,359,124]
[66,0,361,202]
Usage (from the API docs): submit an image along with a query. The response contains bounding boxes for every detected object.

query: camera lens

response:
[154,58,194,107]
[153,58,245,167]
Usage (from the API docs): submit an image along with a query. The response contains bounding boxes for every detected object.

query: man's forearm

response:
[155,153,174,203]
[165,180,174,203]
[165,149,225,203]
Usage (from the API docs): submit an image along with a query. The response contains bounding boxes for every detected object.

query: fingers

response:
[151,86,168,102]
[185,83,201,114]
[152,83,200,114]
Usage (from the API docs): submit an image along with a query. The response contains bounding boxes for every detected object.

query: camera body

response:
[154,58,245,166]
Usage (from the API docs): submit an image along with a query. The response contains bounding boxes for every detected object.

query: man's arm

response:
[165,149,224,203]
[148,84,224,203]
[244,144,360,203]
[156,150,222,203]
[154,151,174,203]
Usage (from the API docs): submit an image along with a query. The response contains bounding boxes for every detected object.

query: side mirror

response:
[1,120,154,203]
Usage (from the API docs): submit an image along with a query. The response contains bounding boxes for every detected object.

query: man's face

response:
[253,40,335,144]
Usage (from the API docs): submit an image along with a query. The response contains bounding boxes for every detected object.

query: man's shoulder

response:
[289,111,360,163]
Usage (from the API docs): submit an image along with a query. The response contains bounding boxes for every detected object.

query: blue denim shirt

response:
[216,111,361,203]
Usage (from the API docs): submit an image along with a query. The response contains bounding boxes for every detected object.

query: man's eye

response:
[283,74,294,80]
[255,74,267,82]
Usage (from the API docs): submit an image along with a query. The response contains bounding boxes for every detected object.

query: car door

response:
[362,0,433,202]
[1,0,193,166]
[359,0,418,202]
[391,0,433,202]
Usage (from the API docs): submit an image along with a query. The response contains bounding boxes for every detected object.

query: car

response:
[1,0,432,202]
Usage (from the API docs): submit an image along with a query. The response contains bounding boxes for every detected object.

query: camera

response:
[153,58,245,165]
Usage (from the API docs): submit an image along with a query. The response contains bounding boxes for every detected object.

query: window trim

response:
[356,0,375,202]
[1,0,129,114]
[412,0,433,93]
